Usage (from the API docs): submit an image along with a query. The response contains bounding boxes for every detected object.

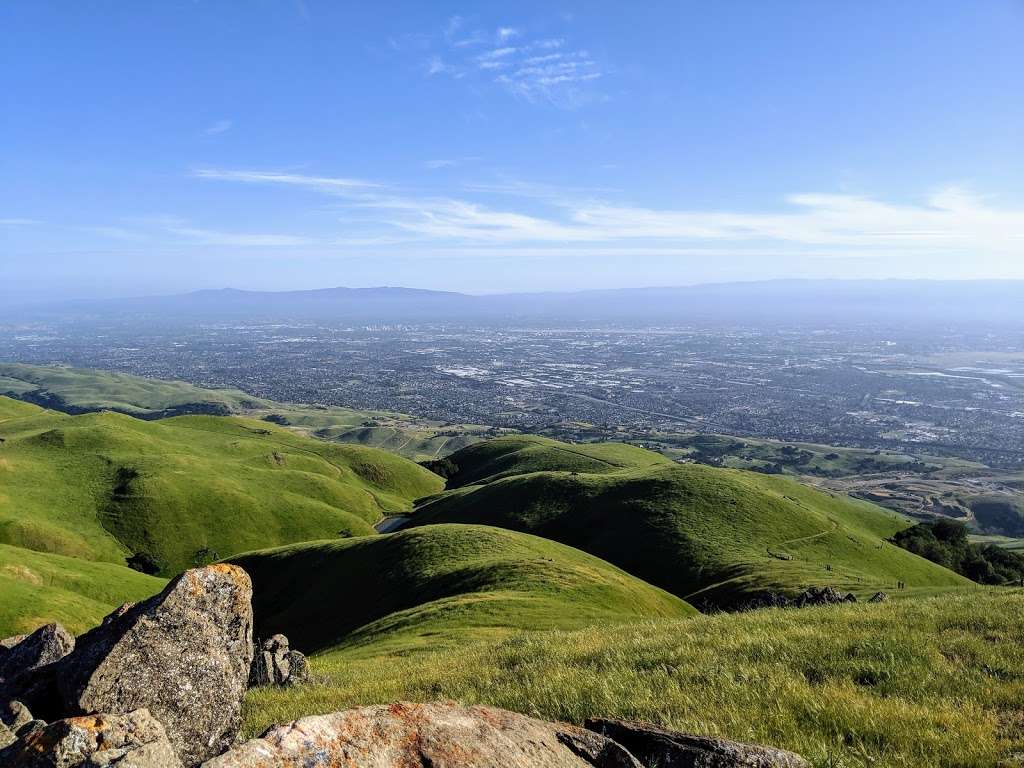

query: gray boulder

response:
[868,591,889,603]
[2,699,34,730]
[249,634,289,686]
[0,719,14,750]
[248,635,308,688]
[57,565,254,767]
[0,708,182,767]
[202,701,640,768]
[283,650,307,685]
[0,624,74,682]
[586,718,810,768]
[794,586,855,607]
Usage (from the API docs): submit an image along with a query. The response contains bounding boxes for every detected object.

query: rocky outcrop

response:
[0,708,183,767]
[248,635,307,688]
[0,624,74,682]
[868,591,889,603]
[0,719,14,749]
[2,700,34,731]
[586,718,811,768]
[0,635,28,651]
[0,626,75,721]
[285,650,308,684]
[795,586,856,606]
[202,701,642,768]
[743,586,858,611]
[55,565,254,767]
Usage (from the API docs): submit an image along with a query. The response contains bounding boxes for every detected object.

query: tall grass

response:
[244,590,1024,768]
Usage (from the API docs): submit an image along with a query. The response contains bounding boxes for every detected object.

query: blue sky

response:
[2,1,1022,301]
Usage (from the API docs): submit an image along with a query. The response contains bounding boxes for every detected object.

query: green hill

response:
[0,397,443,573]
[0,363,489,460]
[228,524,696,656]
[436,434,673,488]
[408,439,970,608]
[0,543,165,637]
[0,362,268,416]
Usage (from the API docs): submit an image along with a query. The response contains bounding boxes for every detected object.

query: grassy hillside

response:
[243,589,1024,768]
[409,439,970,607]
[0,363,492,460]
[437,434,673,488]
[228,524,695,656]
[0,362,268,416]
[0,543,165,637]
[0,397,443,573]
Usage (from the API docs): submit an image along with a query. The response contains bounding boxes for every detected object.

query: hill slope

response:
[0,397,443,573]
[243,589,1020,768]
[0,363,489,460]
[435,435,673,488]
[228,524,696,656]
[0,362,268,417]
[408,439,970,607]
[0,543,165,637]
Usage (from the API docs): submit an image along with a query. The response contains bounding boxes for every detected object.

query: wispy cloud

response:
[193,168,1024,259]
[418,17,604,107]
[86,226,146,241]
[0,218,41,226]
[204,119,233,136]
[425,55,457,77]
[191,168,378,190]
[166,225,316,247]
[423,157,479,170]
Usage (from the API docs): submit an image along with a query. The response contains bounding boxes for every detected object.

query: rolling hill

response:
[407,437,971,607]
[0,542,166,637]
[0,396,443,573]
[0,361,268,417]
[0,363,489,461]
[228,524,696,656]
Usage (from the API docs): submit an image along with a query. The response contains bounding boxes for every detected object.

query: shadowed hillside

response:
[228,524,696,656]
[409,438,970,607]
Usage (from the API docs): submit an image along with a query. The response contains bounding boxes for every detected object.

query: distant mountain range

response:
[12,279,1024,325]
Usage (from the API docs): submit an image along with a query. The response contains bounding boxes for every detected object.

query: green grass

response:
[243,589,1024,768]
[228,523,695,656]
[438,434,673,488]
[410,438,970,608]
[0,397,443,573]
[0,543,165,637]
[0,363,494,460]
[0,362,267,415]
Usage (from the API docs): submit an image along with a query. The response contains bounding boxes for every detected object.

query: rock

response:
[249,635,289,687]
[1,634,28,651]
[283,650,307,685]
[0,624,74,682]
[868,591,889,603]
[0,719,14,750]
[202,701,640,768]
[57,565,254,767]
[794,586,854,607]
[15,719,46,738]
[0,709,183,767]
[0,664,63,723]
[248,636,307,688]
[2,699,34,730]
[586,718,810,768]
